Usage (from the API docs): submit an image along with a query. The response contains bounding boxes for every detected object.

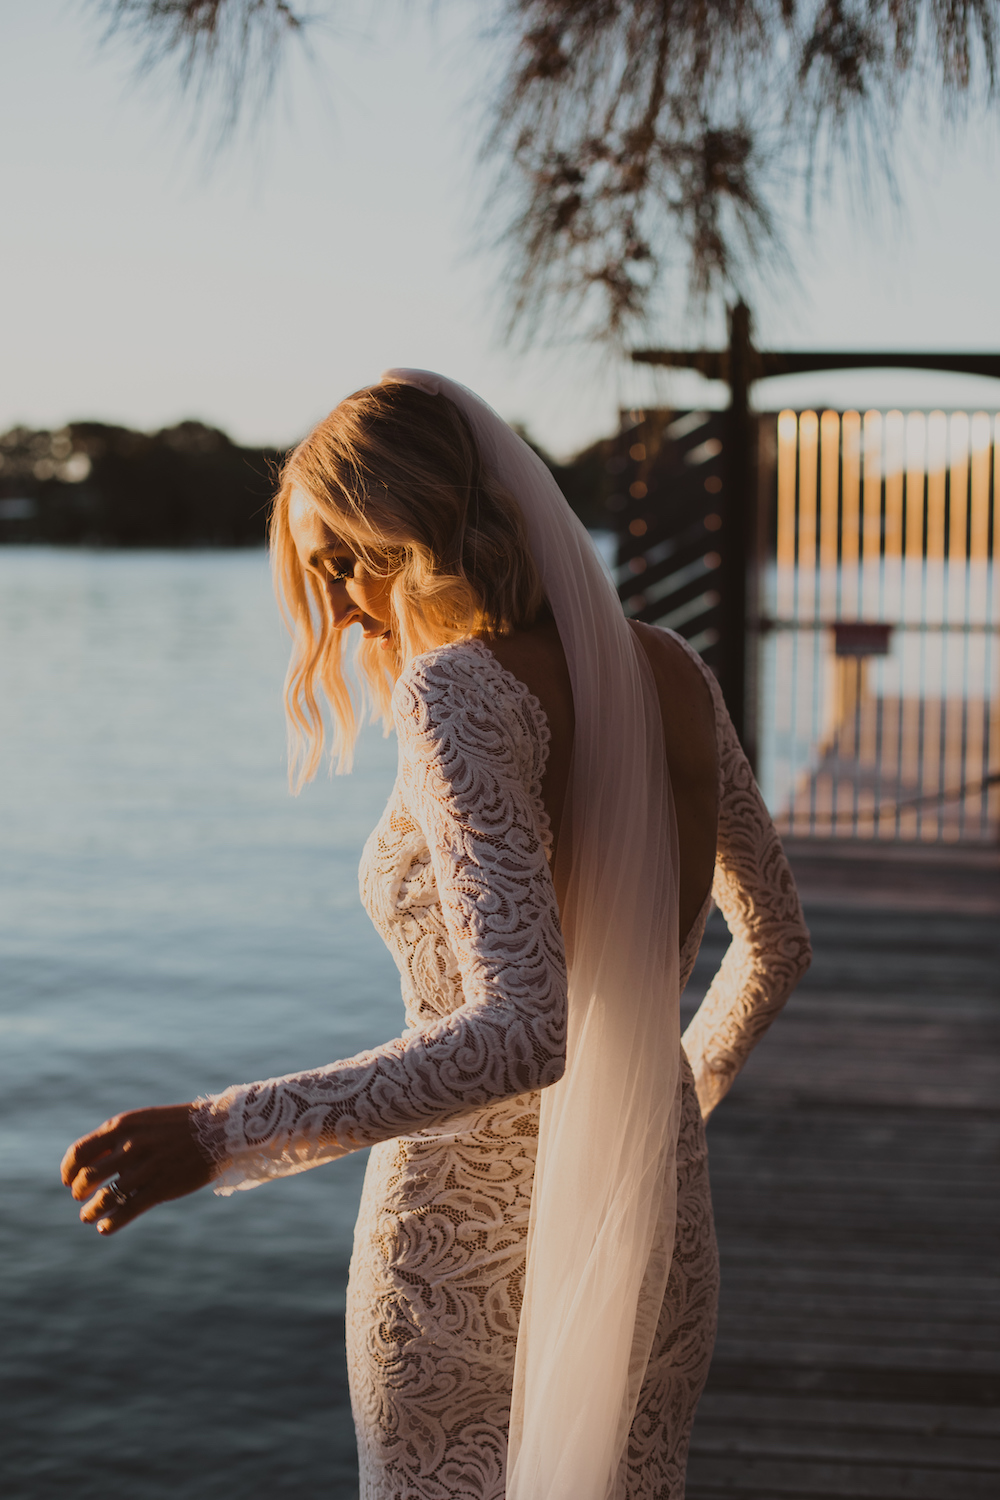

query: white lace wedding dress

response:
[193,631,811,1500]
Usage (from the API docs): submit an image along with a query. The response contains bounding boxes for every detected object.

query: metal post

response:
[721,301,754,755]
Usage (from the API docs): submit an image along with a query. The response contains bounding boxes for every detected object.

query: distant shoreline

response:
[0,420,280,548]
[1,418,612,546]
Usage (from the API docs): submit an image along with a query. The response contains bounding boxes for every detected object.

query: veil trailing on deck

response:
[380,370,681,1500]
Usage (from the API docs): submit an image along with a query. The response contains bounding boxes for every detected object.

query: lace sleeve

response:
[191,646,568,1195]
[678,651,812,1119]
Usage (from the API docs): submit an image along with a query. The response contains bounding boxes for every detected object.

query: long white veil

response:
[380,370,681,1500]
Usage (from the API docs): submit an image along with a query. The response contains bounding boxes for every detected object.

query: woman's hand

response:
[60,1104,214,1236]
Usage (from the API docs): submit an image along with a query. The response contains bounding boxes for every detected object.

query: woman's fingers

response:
[68,1143,133,1201]
[85,1180,155,1237]
[78,1151,168,1227]
[78,1177,131,1225]
[60,1114,127,1186]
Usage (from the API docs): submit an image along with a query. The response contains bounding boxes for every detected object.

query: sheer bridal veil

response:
[380,370,681,1500]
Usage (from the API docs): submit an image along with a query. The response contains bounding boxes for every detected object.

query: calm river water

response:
[1,548,409,1499]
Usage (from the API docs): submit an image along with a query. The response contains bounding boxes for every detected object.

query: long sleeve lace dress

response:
[192,631,811,1500]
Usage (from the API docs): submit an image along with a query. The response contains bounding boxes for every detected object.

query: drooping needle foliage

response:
[90,0,999,338]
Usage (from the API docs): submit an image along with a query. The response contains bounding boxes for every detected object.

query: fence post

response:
[721,301,756,760]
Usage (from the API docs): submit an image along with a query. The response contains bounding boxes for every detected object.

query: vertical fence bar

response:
[856,412,883,834]
[884,412,906,574]
[966,413,992,836]
[841,412,862,621]
[926,413,948,558]
[775,411,798,826]
[776,411,798,617]
[921,412,949,840]
[818,410,841,832]
[819,411,841,613]
[799,412,819,833]
[797,412,819,620]
[989,417,1000,839]
[838,412,863,835]
[862,410,883,619]
[944,414,971,840]
[900,413,928,840]
[878,411,906,837]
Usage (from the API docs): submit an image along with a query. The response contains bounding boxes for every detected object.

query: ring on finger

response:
[106,1180,134,1210]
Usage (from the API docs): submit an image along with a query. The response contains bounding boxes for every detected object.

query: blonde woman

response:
[62,372,810,1500]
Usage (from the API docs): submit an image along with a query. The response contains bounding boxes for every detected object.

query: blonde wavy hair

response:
[270,381,545,790]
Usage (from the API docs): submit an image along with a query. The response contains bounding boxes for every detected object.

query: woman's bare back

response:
[483,617,718,946]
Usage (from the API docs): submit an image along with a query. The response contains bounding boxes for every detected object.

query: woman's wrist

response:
[187,1093,234,1177]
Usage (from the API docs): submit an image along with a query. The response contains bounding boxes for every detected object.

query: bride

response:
[61,370,811,1500]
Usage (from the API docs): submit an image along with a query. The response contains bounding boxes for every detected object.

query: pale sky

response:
[2,1,1000,459]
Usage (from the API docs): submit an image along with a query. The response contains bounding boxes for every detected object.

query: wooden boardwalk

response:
[683,846,1000,1499]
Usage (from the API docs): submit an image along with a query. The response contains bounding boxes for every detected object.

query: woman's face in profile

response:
[288,487,397,644]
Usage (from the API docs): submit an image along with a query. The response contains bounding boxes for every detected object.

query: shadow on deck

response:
[683,843,1000,1499]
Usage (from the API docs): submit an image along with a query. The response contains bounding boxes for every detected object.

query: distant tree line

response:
[0,421,283,547]
[0,417,619,546]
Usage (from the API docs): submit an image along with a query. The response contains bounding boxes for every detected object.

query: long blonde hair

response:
[270,381,545,789]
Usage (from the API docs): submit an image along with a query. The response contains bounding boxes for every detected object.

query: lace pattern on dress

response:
[191,639,566,1194]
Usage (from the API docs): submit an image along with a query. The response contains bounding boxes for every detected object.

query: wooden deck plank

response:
[694,1392,1000,1435]
[713,1327,999,1354]
[690,1422,1000,1466]
[711,1342,1000,1373]
[684,875,1000,1498]
[688,1455,998,1500]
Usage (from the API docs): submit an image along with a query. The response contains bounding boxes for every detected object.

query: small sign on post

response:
[833,621,893,658]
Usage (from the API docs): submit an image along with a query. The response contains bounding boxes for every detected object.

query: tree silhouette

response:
[94,1,306,139]
[491,0,996,338]
[0,419,280,546]
[91,0,998,338]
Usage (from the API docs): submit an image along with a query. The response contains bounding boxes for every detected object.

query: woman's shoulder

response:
[393,637,549,763]
[397,635,487,687]
[394,636,526,711]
